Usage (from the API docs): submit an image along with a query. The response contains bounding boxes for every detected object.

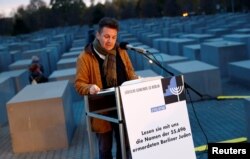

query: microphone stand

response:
[139,51,204,99]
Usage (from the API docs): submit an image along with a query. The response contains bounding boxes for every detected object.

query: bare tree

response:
[137,0,161,18]
[90,0,95,6]
[163,0,181,16]
[27,0,47,11]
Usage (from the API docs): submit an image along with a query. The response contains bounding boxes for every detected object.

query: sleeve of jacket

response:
[75,52,92,95]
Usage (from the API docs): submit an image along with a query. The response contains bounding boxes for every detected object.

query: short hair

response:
[98,17,119,33]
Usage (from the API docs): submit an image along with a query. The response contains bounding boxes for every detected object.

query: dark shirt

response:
[28,62,48,84]
[92,45,127,89]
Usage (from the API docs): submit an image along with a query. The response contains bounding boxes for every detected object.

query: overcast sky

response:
[0,0,105,17]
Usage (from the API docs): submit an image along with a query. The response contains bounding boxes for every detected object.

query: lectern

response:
[85,76,196,159]
[84,87,127,159]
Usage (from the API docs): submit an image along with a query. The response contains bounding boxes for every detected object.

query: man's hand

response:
[89,84,100,94]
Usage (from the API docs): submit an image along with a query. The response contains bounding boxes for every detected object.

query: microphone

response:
[119,42,148,54]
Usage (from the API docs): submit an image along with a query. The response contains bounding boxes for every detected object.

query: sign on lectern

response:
[119,75,196,159]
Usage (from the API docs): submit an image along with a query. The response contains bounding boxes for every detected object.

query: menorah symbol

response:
[170,86,184,96]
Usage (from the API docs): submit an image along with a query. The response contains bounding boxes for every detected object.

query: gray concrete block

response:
[168,60,222,101]
[128,25,141,35]
[131,44,151,70]
[234,28,250,34]
[223,34,250,58]
[152,38,171,54]
[46,47,61,73]
[144,33,161,47]
[207,28,230,36]
[0,77,15,126]
[121,37,138,43]
[49,68,76,83]
[184,22,204,33]
[52,34,71,52]
[49,68,81,101]
[10,51,22,62]
[193,27,207,34]
[7,80,75,153]
[135,69,159,78]
[201,40,248,77]
[52,39,66,54]
[69,46,84,52]
[119,33,135,40]
[47,42,64,56]
[57,57,77,70]
[183,44,201,60]
[162,27,180,37]
[180,34,215,43]
[8,42,32,52]
[72,39,86,48]
[125,42,143,69]
[8,59,32,71]
[228,60,250,87]
[31,37,48,48]
[171,33,183,38]
[144,53,188,77]
[0,69,29,93]
[62,51,81,59]
[136,30,149,41]
[153,38,166,51]
[168,38,197,55]
[204,38,224,42]
[0,46,12,72]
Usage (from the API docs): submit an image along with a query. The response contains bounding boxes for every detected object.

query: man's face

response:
[96,27,118,51]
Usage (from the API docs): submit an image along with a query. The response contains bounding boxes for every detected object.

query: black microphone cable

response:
[186,88,209,159]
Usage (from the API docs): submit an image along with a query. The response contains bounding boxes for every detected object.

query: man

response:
[28,63,48,84]
[75,17,137,159]
[28,56,48,84]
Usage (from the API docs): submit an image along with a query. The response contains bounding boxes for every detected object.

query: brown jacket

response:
[75,45,137,133]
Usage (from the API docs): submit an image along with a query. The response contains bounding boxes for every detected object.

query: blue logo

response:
[151,105,166,113]
[164,76,184,97]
